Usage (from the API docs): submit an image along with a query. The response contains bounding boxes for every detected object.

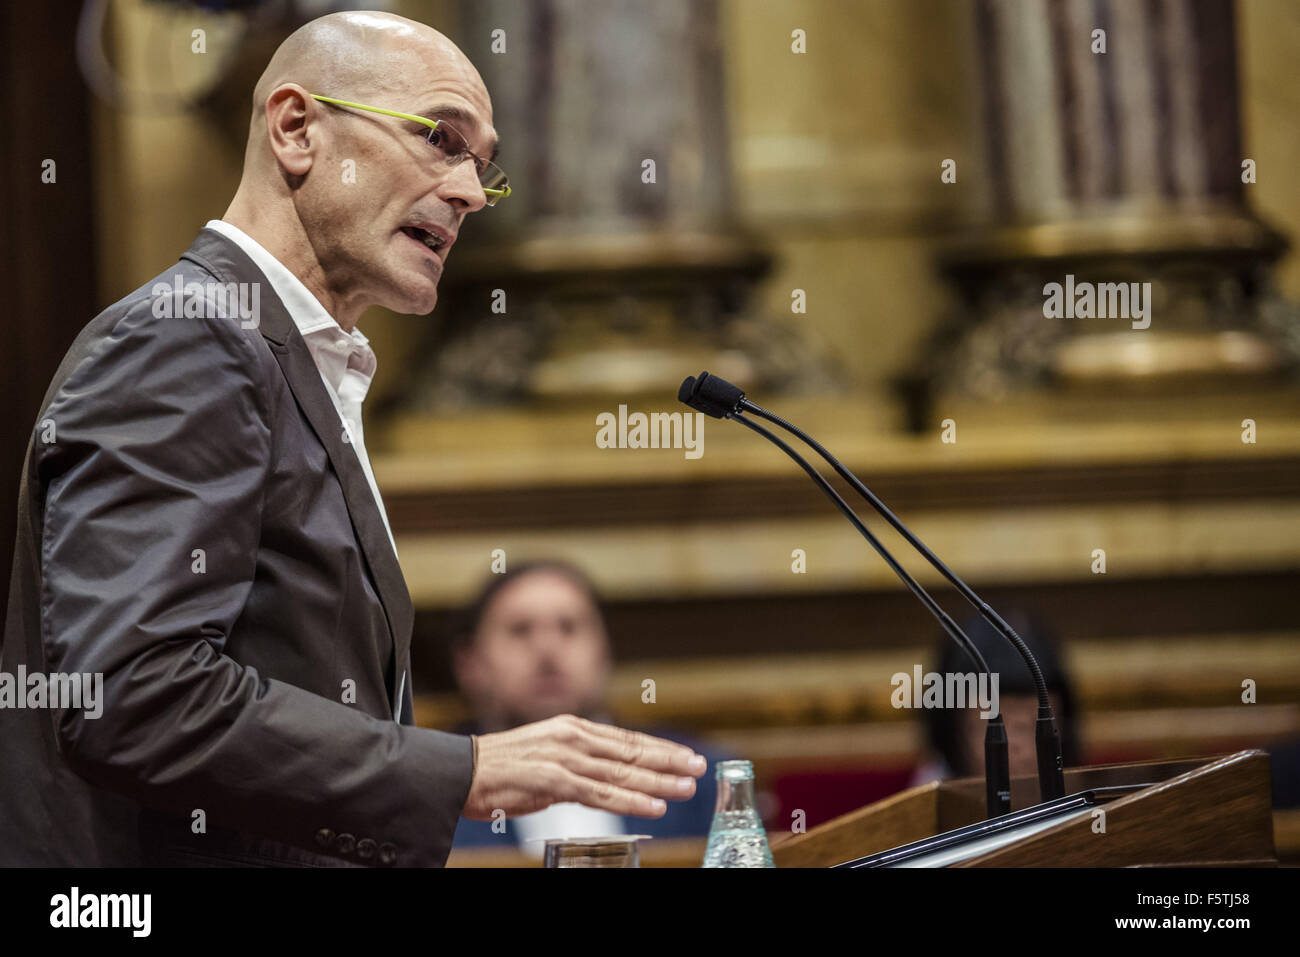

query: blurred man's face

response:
[293,41,496,318]
[456,571,612,728]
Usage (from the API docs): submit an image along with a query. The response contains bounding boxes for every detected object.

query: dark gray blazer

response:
[0,228,473,866]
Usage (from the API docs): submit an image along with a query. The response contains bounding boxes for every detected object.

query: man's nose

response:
[441,158,487,212]
[529,622,570,655]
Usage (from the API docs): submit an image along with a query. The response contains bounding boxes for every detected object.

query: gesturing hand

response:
[462,714,707,821]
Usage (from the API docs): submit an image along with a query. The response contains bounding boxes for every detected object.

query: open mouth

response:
[400,225,446,256]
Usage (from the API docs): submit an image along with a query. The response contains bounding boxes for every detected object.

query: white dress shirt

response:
[204,220,405,719]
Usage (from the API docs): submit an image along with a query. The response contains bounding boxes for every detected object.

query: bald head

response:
[222,10,498,332]
[249,11,486,144]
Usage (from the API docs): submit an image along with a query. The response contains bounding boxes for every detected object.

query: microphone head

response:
[678,370,745,419]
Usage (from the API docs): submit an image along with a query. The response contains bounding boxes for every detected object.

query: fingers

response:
[463,716,711,822]
[552,765,671,818]
[565,717,707,777]
[564,751,698,802]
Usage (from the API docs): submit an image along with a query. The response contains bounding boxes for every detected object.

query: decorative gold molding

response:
[937,206,1288,267]
[394,499,1300,606]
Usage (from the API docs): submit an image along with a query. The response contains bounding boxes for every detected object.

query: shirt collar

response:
[204,219,375,392]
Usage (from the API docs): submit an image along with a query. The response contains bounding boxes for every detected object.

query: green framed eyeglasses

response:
[309,94,511,206]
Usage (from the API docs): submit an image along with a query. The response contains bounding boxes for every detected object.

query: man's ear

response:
[264,84,316,178]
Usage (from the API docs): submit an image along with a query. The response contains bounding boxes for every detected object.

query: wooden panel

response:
[771,752,1275,867]
[962,751,1277,866]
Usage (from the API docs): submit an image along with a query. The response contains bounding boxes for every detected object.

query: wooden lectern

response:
[770,750,1277,867]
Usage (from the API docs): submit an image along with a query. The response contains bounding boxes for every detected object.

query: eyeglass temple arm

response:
[309,94,440,129]
[309,93,510,197]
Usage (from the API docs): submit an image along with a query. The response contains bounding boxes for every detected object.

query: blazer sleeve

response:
[34,298,473,867]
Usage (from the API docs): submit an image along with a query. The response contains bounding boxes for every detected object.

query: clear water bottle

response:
[702,759,774,867]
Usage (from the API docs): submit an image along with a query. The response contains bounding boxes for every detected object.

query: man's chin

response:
[382,285,439,317]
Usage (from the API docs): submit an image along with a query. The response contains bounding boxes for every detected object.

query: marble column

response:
[898,0,1297,429]
[401,0,831,410]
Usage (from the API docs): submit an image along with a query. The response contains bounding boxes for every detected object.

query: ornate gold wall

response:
[93,1,1300,387]
[87,3,1300,834]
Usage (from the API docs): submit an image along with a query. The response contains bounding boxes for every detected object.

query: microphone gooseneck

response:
[737,396,1064,802]
[681,370,1067,806]
[683,374,1012,817]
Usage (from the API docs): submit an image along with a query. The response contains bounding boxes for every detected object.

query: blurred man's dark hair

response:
[922,610,1083,778]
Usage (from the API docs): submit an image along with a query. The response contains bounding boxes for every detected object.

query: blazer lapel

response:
[181,229,414,717]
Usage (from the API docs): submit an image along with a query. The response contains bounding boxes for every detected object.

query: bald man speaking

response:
[0,12,703,867]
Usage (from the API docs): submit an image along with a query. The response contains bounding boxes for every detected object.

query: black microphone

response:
[679,372,744,419]
[681,374,1012,818]
[681,370,1068,805]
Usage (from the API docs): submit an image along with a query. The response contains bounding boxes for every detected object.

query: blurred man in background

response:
[450,561,725,854]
